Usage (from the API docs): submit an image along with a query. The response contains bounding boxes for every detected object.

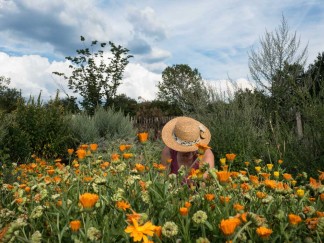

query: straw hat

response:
[161,116,211,152]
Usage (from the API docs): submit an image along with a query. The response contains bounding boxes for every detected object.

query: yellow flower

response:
[124,218,156,243]
[219,158,226,165]
[256,226,273,239]
[79,193,99,209]
[138,132,149,143]
[273,171,280,179]
[219,218,241,236]
[70,220,81,232]
[255,166,261,173]
[296,189,304,198]
[288,214,302,225]
[266,164,273,171]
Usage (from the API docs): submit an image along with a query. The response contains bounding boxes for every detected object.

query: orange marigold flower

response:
[225,153,236,161]
[196,143,211,155]
[233,203,244,211]
[76,149,86,159]
[283,173,293,181]
[57,200,63,207]
[80,144,88,150]
[179,207,188,216]
[249,175,259,185]
[256,191,267,199]
[219,218,241,236]
[126,210,142,223]
[25,186,31,193]
[70,220,81,232]
[260,173,271,180]
[244,161,250,167]
[79,193,99,209]
[184,201,192,208]
[231,172,239,178]
[316,211,324,217]
[90,143,98,151]
[278,159,283,164]
[47,169,55,175]
[309,177,321,189]
[204,193,215,201]
[116,200,131,211]
[240,183,251,192]
[83,176,93,183]
[264,179,277,189]
[288,214,302,225]
[216,171,231,184]
[220,196,231,204]
[119,144,127,152]
[123,153,134,159]
[135,163,145,172]
[137,132,149,143]
[124,218,156,242]
[320,193,324,202]
[256,226,273,239]
[67,148,74,155]
[319,170,324,181]
[15,198,24,204]
[111,153,120,162]
[154,225,162,238]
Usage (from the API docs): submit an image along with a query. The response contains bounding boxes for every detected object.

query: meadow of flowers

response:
[0,133,324,243]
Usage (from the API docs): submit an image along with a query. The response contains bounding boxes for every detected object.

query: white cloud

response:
[120,63,161,101]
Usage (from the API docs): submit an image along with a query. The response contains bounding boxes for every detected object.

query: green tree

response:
[53,36,133,115]
[305,52,324,98]
[157,64,208,114]
[248,16,308,96]
[0,76,23,113]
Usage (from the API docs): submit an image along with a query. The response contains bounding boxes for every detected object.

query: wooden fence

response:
[130,116,175,139]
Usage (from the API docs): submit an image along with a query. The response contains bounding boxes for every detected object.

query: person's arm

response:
[200,148,214,178]
[202,149,215,169]
[161,146,172,170]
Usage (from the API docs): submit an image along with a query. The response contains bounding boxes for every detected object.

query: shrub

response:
[1,95,77,162]
[68,106,136,144]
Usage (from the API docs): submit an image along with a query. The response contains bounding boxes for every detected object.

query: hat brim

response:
[161,116,211,152]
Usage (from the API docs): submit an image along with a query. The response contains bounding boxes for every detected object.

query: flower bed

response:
[0,139,323,242]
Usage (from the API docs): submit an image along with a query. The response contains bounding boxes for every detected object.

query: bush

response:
[68,106,136,144]
[1,96,77,162]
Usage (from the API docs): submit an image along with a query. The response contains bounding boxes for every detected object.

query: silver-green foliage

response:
[93,106,135,140]
[68,107,135,144]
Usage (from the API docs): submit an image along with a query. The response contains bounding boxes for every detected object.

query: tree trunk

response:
[296,111,303,140]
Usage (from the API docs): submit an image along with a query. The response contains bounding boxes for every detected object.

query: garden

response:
[0,130,323,242]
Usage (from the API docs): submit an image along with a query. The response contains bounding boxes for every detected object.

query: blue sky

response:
[0,0,323,101]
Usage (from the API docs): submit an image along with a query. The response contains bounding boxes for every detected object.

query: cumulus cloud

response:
[0,0,323,104]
